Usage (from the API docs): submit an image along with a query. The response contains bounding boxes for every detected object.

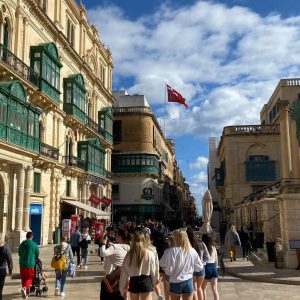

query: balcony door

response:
[3,20,8,48]
[65,136,73,165]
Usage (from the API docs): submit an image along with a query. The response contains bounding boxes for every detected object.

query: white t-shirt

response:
[159,246,203,283]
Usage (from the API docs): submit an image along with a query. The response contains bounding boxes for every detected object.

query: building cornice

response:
[23,0,115,104]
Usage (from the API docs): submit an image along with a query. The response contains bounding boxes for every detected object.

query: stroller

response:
[30,258,48,296]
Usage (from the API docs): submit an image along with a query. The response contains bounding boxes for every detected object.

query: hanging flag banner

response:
[89,194,102,205]
[166,84,188,108]
[100,196,112,206]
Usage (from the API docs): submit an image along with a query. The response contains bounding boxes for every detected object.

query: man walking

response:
[18,232,39,299]
[70,226,81,267]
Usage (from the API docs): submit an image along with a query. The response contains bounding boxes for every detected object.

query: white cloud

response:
[88,1,300,138]
[190,156,209,170]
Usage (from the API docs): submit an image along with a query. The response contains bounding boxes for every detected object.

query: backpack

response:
[51,246,68,270]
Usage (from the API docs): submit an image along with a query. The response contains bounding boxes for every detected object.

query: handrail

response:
[0,43,38,87]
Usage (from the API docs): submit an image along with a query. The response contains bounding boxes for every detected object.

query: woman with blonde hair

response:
[119,231,157,300]
[160,235,175,300]
[0,234,13,300]
[160,229,203,300]
[224,224,241,261]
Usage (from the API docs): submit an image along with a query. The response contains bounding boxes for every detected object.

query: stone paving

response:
[2,244,300,299]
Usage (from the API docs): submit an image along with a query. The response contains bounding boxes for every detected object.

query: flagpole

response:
[164,83,167,138]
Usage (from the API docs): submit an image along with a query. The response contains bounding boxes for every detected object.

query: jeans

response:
[72,246,81,266]
[169,278,194,295]
[55,269,68,293]
[81,248,88,266]
[0,268,6,300]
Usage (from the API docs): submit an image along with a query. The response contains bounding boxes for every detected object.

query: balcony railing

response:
[86,115,100,133]
[63,155,85,169]
[223,124,280,135]
[0,43,38,87]
[113,106,153,114]
[40,142,59,160]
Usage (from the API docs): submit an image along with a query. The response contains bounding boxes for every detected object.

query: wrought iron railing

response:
[86,115,100,133]
[62,155,85,169]
[0,43,38,87]
[40,142,59,160]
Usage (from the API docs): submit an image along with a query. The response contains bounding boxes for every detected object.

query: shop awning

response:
[164,202,175,212]
[62,200,110,217]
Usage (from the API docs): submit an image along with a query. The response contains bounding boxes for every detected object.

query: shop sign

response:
[30,204,42,215]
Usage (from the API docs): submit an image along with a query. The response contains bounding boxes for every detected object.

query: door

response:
[30,204,42,245]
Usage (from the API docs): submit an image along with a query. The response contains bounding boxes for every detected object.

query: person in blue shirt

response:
[70,226,81,267]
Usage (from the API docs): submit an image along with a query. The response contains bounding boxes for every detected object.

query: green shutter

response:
[34,172,41,193]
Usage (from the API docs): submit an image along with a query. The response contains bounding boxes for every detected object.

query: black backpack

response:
[80,237,88,249]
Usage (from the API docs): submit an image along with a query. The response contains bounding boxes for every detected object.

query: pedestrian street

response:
[2,244,300,299]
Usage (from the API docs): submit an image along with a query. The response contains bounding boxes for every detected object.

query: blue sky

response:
[82,0,300,213]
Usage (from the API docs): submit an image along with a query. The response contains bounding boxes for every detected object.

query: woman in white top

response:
[201,234,219,300]
[160,229,203,300]
[119,231,157,300]
[143,232,162,299]
[100,228,130,300]
[160,235,174,300]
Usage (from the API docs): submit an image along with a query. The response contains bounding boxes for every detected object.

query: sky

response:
[81,0,300,213]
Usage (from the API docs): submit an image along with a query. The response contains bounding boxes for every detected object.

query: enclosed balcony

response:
[0,43,38,88]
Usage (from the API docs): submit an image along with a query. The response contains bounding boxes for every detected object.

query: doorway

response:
[30,204,42,245]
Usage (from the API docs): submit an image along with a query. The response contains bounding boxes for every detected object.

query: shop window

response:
[34,172,41,193]
[66,180,71,197]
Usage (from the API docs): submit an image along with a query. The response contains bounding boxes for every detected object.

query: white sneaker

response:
[55,287,60,296]
[84,265,87,270]
[21,288,26,299]
[60,292,65,297]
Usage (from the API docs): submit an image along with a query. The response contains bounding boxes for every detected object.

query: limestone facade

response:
[0,0,113,248]
[214,78,300,267]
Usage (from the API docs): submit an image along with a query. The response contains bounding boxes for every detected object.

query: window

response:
[249,155,269,161]
[66,180,71,197]
[30,43,62,102]
[39,0,47,12]
[34,172,41,193]
[2,19,9,48]
[0,101,6,123]
[113,120,122,143]
[112,184,120,200]
[66,18,75,47]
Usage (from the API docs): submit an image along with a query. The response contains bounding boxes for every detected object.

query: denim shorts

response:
[170,278,194,295]
[193,268,205,277]
[204,263,219,280]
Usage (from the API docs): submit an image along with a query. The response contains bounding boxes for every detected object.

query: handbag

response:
[51,246,68,270]
[102,266,121,294]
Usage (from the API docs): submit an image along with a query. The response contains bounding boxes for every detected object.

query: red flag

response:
[89,194,102,205]
[167,84,188,108]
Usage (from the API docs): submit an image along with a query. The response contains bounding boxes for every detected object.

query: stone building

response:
[215,78,300,267]
[0,0,113,249]
[111,90,182,223]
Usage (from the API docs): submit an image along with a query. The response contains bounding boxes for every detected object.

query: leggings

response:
[0,268,6,300]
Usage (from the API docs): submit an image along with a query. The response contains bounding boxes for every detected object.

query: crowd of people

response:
[97,221,220,300]
[0,220,225,300]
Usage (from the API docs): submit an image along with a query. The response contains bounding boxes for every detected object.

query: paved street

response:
[2,245,300,299]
